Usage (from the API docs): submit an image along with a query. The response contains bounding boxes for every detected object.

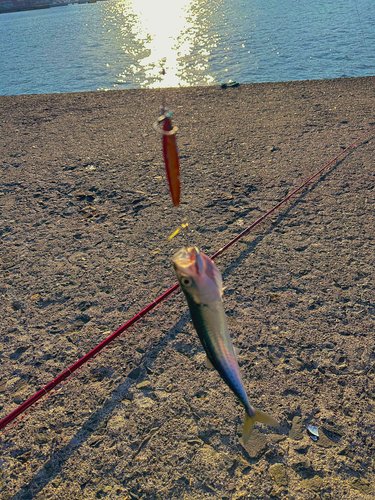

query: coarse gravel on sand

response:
[0,76,375,500]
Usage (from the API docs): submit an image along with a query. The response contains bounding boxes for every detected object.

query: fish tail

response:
[242,408,279,444]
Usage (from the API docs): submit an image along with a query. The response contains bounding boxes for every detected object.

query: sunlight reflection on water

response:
[0,0,374,95]
[103,0,221,88]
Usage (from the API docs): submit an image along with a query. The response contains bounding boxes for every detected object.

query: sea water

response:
[0,0,374,96]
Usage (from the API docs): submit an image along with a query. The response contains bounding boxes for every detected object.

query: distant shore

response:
[0,0,105,15]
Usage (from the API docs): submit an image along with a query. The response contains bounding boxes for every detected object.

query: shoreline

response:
[1,75,374,499]
[1,74,374,99]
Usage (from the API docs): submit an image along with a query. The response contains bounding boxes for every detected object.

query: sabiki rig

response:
[173,246,278,444]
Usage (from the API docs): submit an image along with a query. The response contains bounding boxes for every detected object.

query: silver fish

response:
[173,246,278,444]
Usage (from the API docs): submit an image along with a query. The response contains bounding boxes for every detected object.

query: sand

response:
[0,76,375,499]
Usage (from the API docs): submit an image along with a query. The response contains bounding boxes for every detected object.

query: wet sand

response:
[1,77,375,499]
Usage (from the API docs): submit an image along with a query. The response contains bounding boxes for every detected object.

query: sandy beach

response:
[1,76,375,499]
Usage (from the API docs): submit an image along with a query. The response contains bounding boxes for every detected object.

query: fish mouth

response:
[173,246,205,277]
[173,247,199,270]
[173,246,223,302]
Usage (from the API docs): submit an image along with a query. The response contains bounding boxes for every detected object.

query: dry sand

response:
[0,76,375,499]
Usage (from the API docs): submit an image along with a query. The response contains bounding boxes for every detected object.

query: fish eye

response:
[181,276,193,287]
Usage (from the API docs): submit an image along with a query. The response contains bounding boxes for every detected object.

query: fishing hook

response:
[153,112,178,136]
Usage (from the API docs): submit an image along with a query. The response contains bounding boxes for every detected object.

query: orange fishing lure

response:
[159,111,181,207]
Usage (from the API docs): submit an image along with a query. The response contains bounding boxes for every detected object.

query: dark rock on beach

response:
[0,77,375,499]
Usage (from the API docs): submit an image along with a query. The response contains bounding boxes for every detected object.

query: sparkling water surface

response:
[0,0,374,95]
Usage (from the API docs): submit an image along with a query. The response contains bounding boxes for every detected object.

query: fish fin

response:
[242,409,279,445]
[205,356,215,370]
[234,346,240,357]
